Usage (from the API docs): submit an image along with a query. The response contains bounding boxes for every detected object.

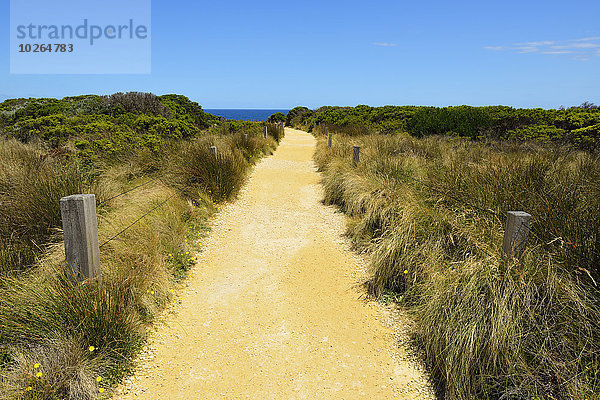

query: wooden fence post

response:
[502,211,531,259]
[328,130,333,148]
[210,146,217,158]
[264,126,268,139]
[353,146,360,166]
[60,194,100,281]
[243,134,248,144]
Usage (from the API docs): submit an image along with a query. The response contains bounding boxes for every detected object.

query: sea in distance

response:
[205,109,290,122]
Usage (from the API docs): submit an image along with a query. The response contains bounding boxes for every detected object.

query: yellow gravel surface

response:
[113,128,435,399]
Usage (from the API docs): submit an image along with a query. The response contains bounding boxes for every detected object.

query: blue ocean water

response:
[205,109,290,122]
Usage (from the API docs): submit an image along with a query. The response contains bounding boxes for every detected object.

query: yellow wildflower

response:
[403,270,409,274]
[26,387,32,391]
[36,372,42,378]
[151,291,155,295]
[99,388,105,393]
[89,346,95,352]
[96,376,102,382]
[34,363,40,369]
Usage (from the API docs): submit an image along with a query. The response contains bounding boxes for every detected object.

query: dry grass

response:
[0,139,90,275]
[315,133,600,399]
[0,182,197,400]
[0,127,279,399]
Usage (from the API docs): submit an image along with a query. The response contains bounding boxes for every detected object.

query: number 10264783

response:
[18,43,74,53]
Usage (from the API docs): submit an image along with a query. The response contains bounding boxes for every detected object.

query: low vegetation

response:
[288,102,600,150]
[0,93,283,399]
[313,130,599,399]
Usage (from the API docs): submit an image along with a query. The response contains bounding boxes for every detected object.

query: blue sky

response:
[1,0,599,109]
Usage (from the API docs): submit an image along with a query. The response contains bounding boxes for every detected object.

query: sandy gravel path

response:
[114,128,434,399]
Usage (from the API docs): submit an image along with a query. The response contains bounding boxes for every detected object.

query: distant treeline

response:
[285,102,600,149]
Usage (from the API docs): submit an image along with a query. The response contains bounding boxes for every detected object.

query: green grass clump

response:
[170,132,276,202]
[0,185,196,399]
[0,139,88,275]
[315,132,600,399]
[266,123,285,143]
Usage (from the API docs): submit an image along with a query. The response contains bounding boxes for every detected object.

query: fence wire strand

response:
[354,146,501,219]
[97,172,168,206]
[99,192,177,249]
[331,138,592,264]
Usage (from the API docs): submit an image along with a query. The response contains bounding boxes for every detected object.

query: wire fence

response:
[99,192,178,249]
[325,137,586,263]
[88,171,175,250]
[59,122,286,281]
[97,172,168,207]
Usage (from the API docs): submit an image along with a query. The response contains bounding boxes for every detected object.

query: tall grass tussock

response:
[314,132,600,399]
[0,139,87,276]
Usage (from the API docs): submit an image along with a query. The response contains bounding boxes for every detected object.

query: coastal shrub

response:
[290,103,600,149]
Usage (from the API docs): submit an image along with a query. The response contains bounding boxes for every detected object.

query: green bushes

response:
[315,133,600,399]
[285,106,313,128]
[291,103,600,148]
[267,112,286,123]
[0,93,218,163]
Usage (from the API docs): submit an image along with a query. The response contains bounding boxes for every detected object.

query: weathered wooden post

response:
[243,134,248,144]
[353,146,360,167]
[327,129,332,148]
[502,211,531,259]
[264,126,268,139]
[60,194,100,281]
[210,146,217,159]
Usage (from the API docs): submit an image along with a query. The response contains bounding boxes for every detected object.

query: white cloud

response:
[484,36,600,60]
[551,42,600,50]
[515,40,556,46]
[540,50,574,55]
[373,42,397,47]
[515,46,540,53]
[572,36,600,42]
